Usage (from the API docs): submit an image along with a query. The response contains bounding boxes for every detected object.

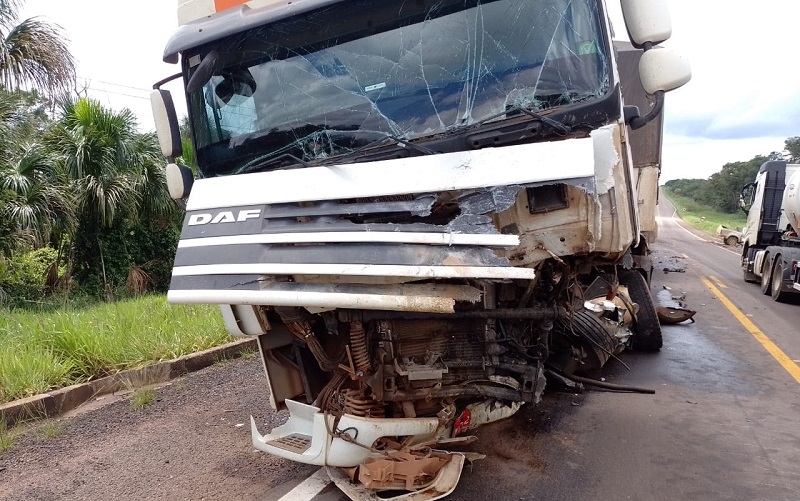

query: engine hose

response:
[305,334,342,372]
[560,373,655,394]
[286,321,341,372]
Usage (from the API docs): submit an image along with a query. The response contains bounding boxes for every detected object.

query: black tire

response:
[771,258,791,302]
[759,255,772,295]
[562,309,616,372]
[725,236,739,246]
[618,270,663,351]
[743,248,759,283]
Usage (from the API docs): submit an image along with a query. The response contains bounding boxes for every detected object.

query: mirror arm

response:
[627,90,664,130]
[153,72,183,90]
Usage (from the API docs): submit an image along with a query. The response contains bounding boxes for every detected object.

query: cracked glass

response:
[187,0,610,178]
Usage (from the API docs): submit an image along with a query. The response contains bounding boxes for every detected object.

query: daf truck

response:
[150,0,691,497]
[741,160,800,301]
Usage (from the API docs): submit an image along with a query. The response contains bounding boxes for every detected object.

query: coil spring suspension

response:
[342,388,385,417]
[349,321,372,375]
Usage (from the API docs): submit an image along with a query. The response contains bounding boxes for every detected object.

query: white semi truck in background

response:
[150,0,690,497]
[741,161,800,301]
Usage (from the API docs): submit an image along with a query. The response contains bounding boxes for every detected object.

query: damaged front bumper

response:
[250,399,442,467]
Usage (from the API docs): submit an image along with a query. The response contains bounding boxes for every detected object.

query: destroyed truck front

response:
[167,130,628,316]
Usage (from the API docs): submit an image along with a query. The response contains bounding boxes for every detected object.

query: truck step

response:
[266,433,312,454]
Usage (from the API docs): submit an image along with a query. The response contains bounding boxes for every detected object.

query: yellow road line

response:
[702,277,800,384]
[709,275,727,289]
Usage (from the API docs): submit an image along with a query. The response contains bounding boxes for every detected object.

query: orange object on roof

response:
[215,0,248,12]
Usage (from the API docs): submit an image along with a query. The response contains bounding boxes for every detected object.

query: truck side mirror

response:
[621,0,672,47]
[739,183,755,214]
[166,163,194,201]
[626,48,691,130]
[638,47,692,95]
[150,89,183,159]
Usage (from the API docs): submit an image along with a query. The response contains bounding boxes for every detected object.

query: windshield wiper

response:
[466,104,571,135]
[455,104,574,150]
[234,130,436,175]
[236,153,310,175]
[330,133,438,165]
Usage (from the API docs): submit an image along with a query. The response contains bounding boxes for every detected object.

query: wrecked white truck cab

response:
[152,0,689,496]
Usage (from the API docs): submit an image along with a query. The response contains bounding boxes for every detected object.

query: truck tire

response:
[618,270,663,351]
[759,254,772,295]
[558,309,616,372]
[725,235,739,246]
[743,248,759,283]
[770,258,792,302]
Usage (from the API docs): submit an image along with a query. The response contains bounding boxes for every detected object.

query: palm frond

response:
[0,16,76,95]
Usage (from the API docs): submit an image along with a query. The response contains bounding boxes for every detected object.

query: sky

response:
[17,0,800,182]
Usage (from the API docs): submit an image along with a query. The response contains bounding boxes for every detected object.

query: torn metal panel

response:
[456,186,521,215]
[327,453,465,501]
[260,196,437,219]
[173,243,513,268]
[185,140,597,211]
[592,127,621,195]
[636,165,661,236]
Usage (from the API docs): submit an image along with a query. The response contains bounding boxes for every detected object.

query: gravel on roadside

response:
[0,356,316,501]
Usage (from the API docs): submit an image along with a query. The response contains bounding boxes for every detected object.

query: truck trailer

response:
[741,161,800,301]
[150,0,690,497]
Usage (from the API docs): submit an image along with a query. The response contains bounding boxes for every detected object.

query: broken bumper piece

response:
[327,452,466,501]
[250,399,441,467]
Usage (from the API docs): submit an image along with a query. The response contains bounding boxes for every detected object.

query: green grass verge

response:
[662,188,747,237]
[0,296,229,404]
[130,388,155,410]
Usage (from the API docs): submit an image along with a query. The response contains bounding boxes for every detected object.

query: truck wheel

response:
[770,258,791,302]
[759,255,772,295]
[619,270,663,351]
[743,248,759,283]
[725,236,739,246]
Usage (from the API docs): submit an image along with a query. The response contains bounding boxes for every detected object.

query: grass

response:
[130,388,155,410]
[40,423,62,438]
[238,347,258,359]
[662,188,747,237]
[0,418,19,452]
[0,295,230,404]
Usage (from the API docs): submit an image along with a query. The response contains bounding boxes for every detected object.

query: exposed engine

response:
[268,268,649,425]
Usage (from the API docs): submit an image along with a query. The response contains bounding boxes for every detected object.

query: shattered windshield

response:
[186,0,610,177]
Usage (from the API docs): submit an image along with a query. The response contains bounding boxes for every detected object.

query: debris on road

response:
[656,306,697,325]
[663,267,686,274]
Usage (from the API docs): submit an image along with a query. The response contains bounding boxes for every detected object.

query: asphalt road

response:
[3,198,799,501]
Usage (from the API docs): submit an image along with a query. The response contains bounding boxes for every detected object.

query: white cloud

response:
[608,0,800,179]
[20,0,186,130]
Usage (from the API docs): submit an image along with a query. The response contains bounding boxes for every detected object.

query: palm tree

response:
[0,0,76,96]
[0,141,74,246]
[0,89,73,251]
[46,98,174,295]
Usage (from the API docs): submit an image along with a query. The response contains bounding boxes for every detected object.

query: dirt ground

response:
[0,356,317,501]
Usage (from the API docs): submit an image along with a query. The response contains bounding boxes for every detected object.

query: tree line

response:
[0,2,180,306]
[664,137,800,214]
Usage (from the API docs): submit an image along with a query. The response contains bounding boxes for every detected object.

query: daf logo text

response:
[188,209,261,225]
